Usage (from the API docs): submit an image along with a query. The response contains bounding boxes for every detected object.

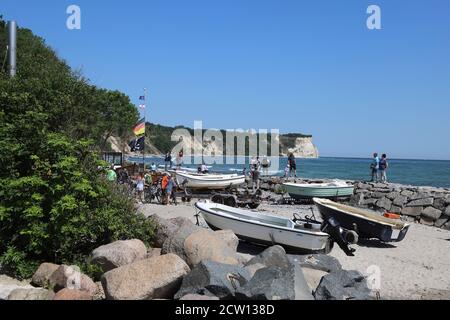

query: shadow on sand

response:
[237,241,267,256]
[357,239,397,249]
[237,240,320,256]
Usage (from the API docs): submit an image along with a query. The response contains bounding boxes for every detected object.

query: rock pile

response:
[351,182,450,229]
[0,215,373,300]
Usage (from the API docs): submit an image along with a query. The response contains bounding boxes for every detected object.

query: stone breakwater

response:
[256,178,450,230]
[350,182,450,229]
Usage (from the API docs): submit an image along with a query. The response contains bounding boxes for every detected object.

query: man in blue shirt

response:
[370,153,380,182]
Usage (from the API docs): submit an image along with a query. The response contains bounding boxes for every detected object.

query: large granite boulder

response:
[410,192,432,200]
[235,267,295,300]
[357,182,372,190]
[53,288,92,300]
[245,245,291,271]
[386,192,400,201]
[174,260,251,300]
[101,254,190,300]
[31,262,60,287]
[434,217,449,228]
[91,239,147,273]
[0,275,33,300]
[8,288,55,300]
[400,190,414,197]
[407,198,434,207]
[184,229,239,267]
[421,207,442,221]
[150,215,180,247]
[443,221,450,231]
[161,219,203,261]
[362,198,378,206]
[393,195,408,207]
[401,206,423,217]
[314,270,371,300]
[48,265,97,296]
[147,248,162,259]
[433,198,447,211]
[376,197,392,211]
[214,230,239,251]
[444,206,450,217]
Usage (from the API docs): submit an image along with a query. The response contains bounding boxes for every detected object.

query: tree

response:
[0,18,152,279]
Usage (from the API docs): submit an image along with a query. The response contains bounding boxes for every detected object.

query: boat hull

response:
[175,172,245,189]
[314,198,410,243]
[196,202,331,253]
[284,183,354,199]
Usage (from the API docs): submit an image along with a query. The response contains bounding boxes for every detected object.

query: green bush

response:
[0,133,154,279]
[0,18,153,279]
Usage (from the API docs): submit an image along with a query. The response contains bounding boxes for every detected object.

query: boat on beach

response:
[195,201,333,253]
[283,180,355,199]
[173,171,245,189]
[313,198,410,243]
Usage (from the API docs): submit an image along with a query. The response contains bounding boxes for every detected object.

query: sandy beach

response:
[137,201,450,300]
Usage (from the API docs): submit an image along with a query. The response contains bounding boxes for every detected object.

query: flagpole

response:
[143,88,147,172]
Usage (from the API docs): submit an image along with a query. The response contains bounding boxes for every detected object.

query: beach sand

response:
[137,201,450,300]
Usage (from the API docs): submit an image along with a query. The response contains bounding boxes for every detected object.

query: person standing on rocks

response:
[370,153,380,182]
[379,154,389,183]
[288,153,297,178]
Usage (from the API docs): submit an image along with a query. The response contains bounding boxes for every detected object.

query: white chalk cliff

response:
[285,137,319,158]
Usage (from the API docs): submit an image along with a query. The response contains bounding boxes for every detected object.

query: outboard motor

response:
[321,216,357,256]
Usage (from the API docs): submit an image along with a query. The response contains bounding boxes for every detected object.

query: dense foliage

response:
[0,18,154,279]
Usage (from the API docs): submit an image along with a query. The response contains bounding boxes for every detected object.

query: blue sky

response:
[1,0,450,159]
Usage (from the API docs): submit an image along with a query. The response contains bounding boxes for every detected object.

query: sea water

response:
[127,156,450,188]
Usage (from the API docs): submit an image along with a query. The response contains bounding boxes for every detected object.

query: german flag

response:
[133,118,145,136]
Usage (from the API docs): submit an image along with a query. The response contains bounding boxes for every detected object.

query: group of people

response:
[134,171,177,205]
[105,163,176,205]
[248,154,297,191]
[370,153,389,183]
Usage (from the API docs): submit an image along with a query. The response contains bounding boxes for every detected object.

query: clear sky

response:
[1,0,450,160]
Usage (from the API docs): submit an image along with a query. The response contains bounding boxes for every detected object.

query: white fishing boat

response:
[283,180,355,199]
[173,171,245,189]
[195,201,332,253]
